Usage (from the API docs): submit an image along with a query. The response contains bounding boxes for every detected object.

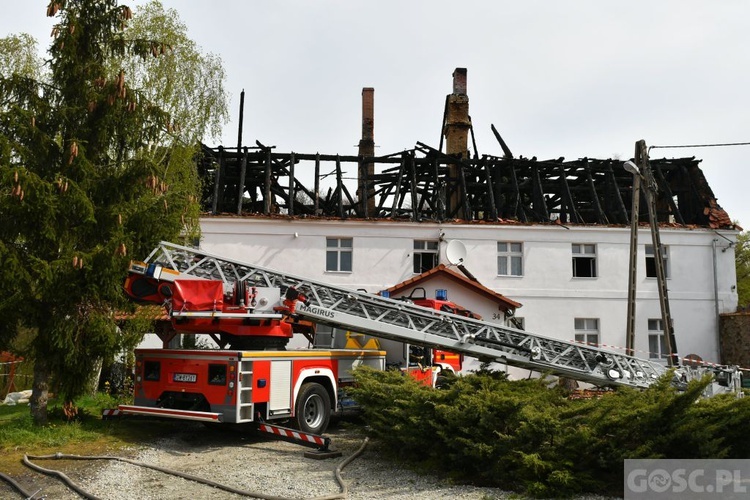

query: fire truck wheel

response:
[295,382,331,435]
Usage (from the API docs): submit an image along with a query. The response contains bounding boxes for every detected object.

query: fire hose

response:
[0,471,37,499]
[1,437,369,500]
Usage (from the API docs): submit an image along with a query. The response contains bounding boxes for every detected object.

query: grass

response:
[0,392,181,474]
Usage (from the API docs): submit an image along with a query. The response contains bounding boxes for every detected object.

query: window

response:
[208,364,227,385]
[648,318,668,360]
[144,361,160,381]
[498,242,523,276]
[574,318,599,346]
[572,244,597,278]
[645,245,670,279]
[326,238,352,272]
[413,240,438,273]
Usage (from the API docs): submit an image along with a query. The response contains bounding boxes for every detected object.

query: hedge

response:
[348,367,750,498]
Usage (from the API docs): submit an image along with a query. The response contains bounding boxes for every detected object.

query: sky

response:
[3,1,750,229]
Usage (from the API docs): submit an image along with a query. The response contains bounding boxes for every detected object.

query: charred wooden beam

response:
[491,124,513,159]
[459,162,472,221]
[416,185,437,216]
[678,163,704,222]
[438,94,448,154]
[416,180,431,215]
[605,161,629,224]
[558,164,580,223]
[360,156,370,218]
[288,152,296,216]
[415,141,472,220]
[212,146,223,215]
[583,160,608,224]
[237,147,247,214]
[263,149,273,214]
[314,154,320,215]
[469,119,479,159]
[413,156,434,216]
[508,159,526,222]
[482,157,498,220]
[531,164,549,222]
[336,155,344,218]
[652,161,684,225]
[391,154,406,218]
[376,180,394,217]
[341,181,359,218]
[407,151,419,221]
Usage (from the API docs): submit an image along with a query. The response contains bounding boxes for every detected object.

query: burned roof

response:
[198,141,734,230]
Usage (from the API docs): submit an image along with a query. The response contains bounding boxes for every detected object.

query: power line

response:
[650,141,750,150]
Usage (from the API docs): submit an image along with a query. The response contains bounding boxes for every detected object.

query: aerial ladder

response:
[129,241,743,396]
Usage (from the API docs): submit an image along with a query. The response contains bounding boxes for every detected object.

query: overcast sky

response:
[3,1,750,228]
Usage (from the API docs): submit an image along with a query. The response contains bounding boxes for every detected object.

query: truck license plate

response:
[173,373,197,383]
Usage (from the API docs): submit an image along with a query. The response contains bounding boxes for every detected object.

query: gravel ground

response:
[3,420,617,499]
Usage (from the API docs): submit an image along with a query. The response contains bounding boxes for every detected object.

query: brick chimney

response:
[444,68,470,159]
[358,87,376,216]
[444,68,470,219]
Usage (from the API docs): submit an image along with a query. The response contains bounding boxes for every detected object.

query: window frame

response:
[413,240,439,274]
[572,243,597,278]
[574,317,600,346]
[645,244,670,279]
[497,241,523,277]
[326,237,353,273]
[648,318,668,360]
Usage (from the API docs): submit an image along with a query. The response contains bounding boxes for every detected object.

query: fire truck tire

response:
[295,382,331,435]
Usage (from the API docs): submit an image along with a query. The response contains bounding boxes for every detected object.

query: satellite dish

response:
[446,240,467,266]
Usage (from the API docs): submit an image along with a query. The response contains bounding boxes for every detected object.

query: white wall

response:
[199,217,738,364]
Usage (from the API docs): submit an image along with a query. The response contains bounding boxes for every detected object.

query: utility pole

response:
[625,143,642,356]
[624,141,679,366]
[638,140,679,367]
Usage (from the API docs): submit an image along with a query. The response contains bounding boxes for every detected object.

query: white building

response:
[198,216,738,366]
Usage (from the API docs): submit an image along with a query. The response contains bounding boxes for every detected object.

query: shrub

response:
[349,367,750,498]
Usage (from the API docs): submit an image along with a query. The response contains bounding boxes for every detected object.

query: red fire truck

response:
[120,256,472,435]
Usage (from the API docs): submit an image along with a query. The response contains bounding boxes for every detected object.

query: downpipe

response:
[712,238,722,362]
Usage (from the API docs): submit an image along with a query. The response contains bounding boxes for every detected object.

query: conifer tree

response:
[0,0,224,425]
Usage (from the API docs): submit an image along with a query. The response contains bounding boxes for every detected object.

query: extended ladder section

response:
[134,241,736,391]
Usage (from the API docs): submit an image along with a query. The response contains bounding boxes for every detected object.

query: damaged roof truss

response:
[198,141,731,229]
